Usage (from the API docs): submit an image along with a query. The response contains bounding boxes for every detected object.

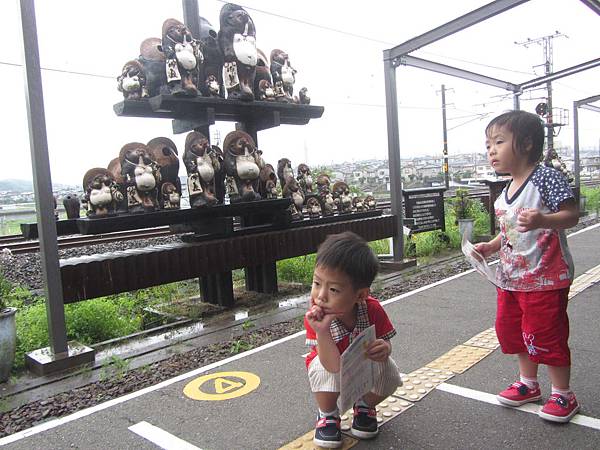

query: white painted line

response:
[568,222,600,237]
[437,383,600,431]
[2,222,599,445]
[128,421,202,450]
[0,330,304,446]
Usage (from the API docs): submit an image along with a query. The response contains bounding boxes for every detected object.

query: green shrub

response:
[14,297,142,370]
[277,254,316,285]
[582,186,600,213]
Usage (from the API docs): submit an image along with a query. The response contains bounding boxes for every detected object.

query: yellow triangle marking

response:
[214,377,243,394]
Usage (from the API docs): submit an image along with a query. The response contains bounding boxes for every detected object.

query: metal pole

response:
[18,0,68,354]
[182,0,201,38]
[513,92,521,110]
[383,56,404,261]
[573,102,580,191]
[441,84,449,189]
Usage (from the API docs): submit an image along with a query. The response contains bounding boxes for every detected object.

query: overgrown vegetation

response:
[7,183,594,377]
[582,185,600,214]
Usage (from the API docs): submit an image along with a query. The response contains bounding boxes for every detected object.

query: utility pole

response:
[516,32,566,163]
[440,84,450,189]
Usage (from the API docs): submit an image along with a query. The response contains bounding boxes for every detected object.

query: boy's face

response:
[311,265,368,320]
[486,125,517,174]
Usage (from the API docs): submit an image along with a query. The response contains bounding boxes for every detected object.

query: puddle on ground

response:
[96,322,205,360]
[96,291,311,362]
[234,310,249,321]
[278,293,310,308]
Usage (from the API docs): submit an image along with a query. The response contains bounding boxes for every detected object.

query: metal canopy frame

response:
[573,94,600,189]
[383,0,600,261]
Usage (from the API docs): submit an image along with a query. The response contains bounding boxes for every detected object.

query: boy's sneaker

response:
[313,415,342,448]
[496,381,542,406]
[538,394,580,423]
[351,404,378,439]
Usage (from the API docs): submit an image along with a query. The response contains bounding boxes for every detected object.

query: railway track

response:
[2,180,597,255]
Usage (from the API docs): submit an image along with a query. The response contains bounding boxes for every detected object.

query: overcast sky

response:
[2,0,599,186]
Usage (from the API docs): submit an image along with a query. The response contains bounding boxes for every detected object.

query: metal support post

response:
[383,55,404,261]
[18,0,68,355]
[441,84,449,189]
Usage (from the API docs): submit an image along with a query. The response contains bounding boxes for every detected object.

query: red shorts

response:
[495,287,570,367]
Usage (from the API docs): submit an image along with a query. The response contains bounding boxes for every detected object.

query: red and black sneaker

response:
[351,404,378,439]
[539,394,580,423]
[496,381,542,406]
[313,415,342,448]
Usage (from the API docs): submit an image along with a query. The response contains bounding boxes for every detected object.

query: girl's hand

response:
[366,339,391,362]
[474,242,494,259]
[516,208,543,232]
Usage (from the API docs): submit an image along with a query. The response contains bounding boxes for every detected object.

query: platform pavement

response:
[1,224,599,450]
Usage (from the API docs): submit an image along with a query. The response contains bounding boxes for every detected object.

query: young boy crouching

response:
[304,231,402,448]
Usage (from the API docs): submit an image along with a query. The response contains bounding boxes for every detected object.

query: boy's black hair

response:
[315,231,379,290]
[485,110,545,164]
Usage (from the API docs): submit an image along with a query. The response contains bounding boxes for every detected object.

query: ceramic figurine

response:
[117,60,148,100]
[183,131,221,207]
[147,137,181,210]
[160,182,181,210]
[282,177,304,220]
[352,196,366,212]
[296,163,313,195]
[223,130,263,202]
[62,194,81,219]
[298,87,310,104]
[106,157,129,214]
[316,173,331,195]
[254,49,274,101]
[82,168,124,217]
[306,196,322,219]
[211,145,226,203]
[270,49,296,102]
[322,190,336,216]
[218,3,257,101]
[198,16,225,97]
[119,142,161,214]
[332,181,352,214]
[138,37,167,97]
[258,163,278,199]
[161,18,203,96]
[364,194,377,210]
[277,158,294,191]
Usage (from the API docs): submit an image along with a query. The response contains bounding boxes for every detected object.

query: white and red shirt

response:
[304,296,396,369]
[494,165,574,292]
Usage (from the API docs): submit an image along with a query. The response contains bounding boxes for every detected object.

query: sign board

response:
[402,187,446,234]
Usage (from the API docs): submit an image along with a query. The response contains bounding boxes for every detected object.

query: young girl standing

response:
[475,110,580,423]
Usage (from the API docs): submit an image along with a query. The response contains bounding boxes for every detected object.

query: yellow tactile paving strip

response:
[394,368,455,402]
[426,345,494,374]
[569,263,600,297]
[279,265,600,449]
[463,327,500,350]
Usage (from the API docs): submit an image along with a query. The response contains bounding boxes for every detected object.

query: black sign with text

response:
[402,187,446,233]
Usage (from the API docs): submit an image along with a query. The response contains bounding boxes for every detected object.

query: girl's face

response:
[485,125,518,174]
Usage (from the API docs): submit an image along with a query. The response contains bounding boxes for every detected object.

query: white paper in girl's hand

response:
[461,233,499,286]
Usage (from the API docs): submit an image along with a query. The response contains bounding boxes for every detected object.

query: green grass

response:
[582,186,600,213]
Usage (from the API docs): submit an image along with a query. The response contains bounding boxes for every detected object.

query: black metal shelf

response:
[75,198,292,235]
[114,95,324,134]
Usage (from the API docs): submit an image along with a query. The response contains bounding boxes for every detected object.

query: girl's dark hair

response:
[315,231,379,290]
[485,110,545,163]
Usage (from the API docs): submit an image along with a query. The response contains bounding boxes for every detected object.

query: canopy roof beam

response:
[398,55,519,91]
[385,0,529,61]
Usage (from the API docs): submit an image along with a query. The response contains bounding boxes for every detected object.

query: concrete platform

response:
[1,224,599,449]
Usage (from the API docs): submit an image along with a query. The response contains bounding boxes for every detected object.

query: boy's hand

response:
[305,305,336,334]
[516,208,543,232]
[366,339,391,362]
